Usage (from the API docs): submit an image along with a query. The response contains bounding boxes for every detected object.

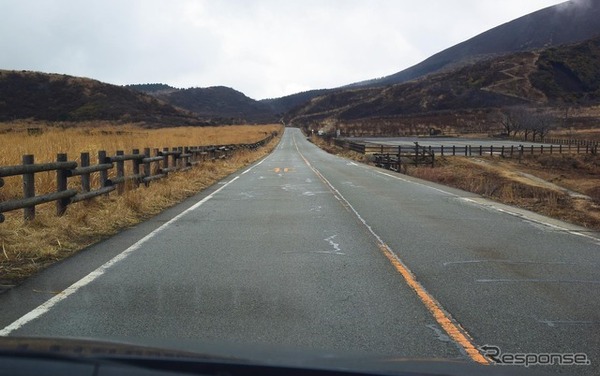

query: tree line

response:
[497,107,563,142]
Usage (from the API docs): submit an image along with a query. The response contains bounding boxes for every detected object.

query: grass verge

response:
[0,126,282,289]
[310,135,600,231]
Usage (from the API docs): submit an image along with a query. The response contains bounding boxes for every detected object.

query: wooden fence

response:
[372,142,435,171]
[537,138,599,148]
[0,132,276,223]
[334,139,598,157]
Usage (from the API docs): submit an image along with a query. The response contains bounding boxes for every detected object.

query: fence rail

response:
[372,142,435,171]
[0,132,277,223]
[334,139,599,157]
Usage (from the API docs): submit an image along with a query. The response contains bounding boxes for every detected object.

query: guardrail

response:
[0,132,276,223]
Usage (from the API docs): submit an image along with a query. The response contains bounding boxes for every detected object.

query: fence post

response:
[501,146,505,157]
[143,148,151,187]
[550,145,553,154]
[530,145,534,155]
[153,148,161,175]
[518,145,523,163]
[183,147,191,166]
[172,147,179,170]
[23,154,35,221]
[56,153,69,216]
[162,147,170,174]
[441,145,444,156]
[181,147,188,167]
[98,151,110,196]
[479,145,482,156]
[490,145,493,156]
[414,142,419,167]
[80,152,91,193]
[116,150,124,194]
[132,149,141,188]
[540,145,544,154]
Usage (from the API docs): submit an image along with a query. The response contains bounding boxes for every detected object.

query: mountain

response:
[285,36,600,128]
[161,86,276,124]
[265,0,600,115]
[349,0,600,89]
[0,71,205,126]
[260,88,334,116]
[129,85,277,124]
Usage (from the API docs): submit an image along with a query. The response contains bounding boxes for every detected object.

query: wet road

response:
[1,128,599,374]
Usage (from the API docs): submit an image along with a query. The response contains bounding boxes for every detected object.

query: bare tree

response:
[499,111,518,137]
[530,112,555,142]
[499,107,528,138]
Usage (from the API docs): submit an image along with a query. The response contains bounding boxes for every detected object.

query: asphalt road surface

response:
[1,128,599,374]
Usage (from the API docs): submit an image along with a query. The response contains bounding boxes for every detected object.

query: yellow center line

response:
[292,133,489,365]
[378,243,488,364]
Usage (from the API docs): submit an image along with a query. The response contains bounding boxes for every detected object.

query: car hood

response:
[0,336,549,376]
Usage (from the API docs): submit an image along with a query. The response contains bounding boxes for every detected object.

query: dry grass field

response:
[0,122,283,287]
[310,134,600,231]
[0,122,281,200]
[408,155,600,230]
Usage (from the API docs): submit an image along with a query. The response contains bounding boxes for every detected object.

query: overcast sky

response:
[1,0,566,100]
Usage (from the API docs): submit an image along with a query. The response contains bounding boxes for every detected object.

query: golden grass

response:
[0,122,281,200]
[0,122,282,287]
[406,156,600,230]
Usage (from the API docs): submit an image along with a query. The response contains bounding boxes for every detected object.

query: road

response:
[1,128,599,374]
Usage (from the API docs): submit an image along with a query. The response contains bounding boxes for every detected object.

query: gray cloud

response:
[0,0,565,99]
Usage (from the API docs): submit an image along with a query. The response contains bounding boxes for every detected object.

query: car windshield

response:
[1,1,599,375]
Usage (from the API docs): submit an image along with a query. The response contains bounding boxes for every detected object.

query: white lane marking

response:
[0,158,269,336]
[347,162,358,166]
[459,197,600,245]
